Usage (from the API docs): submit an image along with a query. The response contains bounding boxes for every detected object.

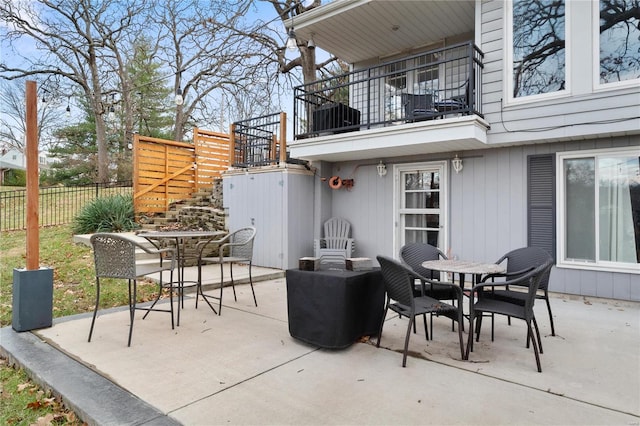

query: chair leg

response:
[532,316,543,354]
[88,278,101,343]
[457,312,465,360]
[475,314,483,342]
[143,269,165,321]
[127,279,136,347]
[465,312,475,359]
[402,317,414,367]
[544,292,555,336]
[230,263,237,302]
[527,320,542,373]
[196,260,201,309]
[248,262,257,307]
[376,304,389,348]
[218,262,224,315]
[422,313,429,341]
[169,270,175,329]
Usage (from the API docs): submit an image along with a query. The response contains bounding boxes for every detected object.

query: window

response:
[384,61,406,121]
[415,54,439,95]
[509,0,566,99]
[598,0,640,85]
[558,149,640,272]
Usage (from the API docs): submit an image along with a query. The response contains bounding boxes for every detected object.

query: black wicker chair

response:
[196,227,257,315]
[400,243,457,337]
[465,258,554,372]
[89,233,176,347]
[376,256,465,367]
[482,247,555,338]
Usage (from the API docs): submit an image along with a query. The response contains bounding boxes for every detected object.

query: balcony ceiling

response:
[292,0,475,64]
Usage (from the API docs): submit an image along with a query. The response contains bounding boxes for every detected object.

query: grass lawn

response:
[0,224,162,424]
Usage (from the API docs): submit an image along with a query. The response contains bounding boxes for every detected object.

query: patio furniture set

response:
[289,217,555,372]
[88,227,257,346]
[88,216,554,373]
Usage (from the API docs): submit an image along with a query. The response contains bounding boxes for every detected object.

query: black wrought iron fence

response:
[0,181,132,231]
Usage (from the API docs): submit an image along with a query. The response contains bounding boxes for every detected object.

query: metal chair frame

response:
[89,233,176,347]
[196,227,257,315]
[376,255,465,367]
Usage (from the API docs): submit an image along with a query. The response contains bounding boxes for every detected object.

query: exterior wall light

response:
[377,161,387,177]
[452,155,463,173]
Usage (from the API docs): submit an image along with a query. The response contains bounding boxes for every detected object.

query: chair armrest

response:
[470,269,538,297]
[481,266,535,283]
[196,234,230,257]
[139,246,177,269]
[408,269,463,303]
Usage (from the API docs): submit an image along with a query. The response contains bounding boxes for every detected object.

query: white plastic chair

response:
[313,217,354,264]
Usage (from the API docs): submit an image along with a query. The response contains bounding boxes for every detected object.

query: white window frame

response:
[592,0,640,92]
[393,161,449,259]
[556,147,640,274]
[504,0,571,106]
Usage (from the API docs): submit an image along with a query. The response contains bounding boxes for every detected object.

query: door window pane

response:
[512,0,566,97]
[599,0,640,84]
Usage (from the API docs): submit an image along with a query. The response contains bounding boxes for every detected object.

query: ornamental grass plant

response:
[72,194,138,234]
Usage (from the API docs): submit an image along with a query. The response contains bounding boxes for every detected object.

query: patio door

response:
[394,161,448,256]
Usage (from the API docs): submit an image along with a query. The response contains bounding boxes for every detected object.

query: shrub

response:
[3,169,26,186]
[72,194,138,234]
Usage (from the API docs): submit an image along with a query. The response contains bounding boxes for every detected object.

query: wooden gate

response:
[133,128,229,215]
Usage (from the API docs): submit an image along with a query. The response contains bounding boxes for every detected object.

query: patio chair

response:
[481,247,555,339]
[401,93,437,122]
[376,256,465,367]
[465,259,554,372]
[196,227,257,315]
[89,233,176,347]
[314,217,354,265]
[400,242,457,338]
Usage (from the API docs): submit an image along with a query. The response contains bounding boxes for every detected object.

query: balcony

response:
[291,42,490,162]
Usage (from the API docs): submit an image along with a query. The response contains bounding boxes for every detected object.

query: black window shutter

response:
[528,154,556,261]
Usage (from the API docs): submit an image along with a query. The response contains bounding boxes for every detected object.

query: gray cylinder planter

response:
[12,267,54,332]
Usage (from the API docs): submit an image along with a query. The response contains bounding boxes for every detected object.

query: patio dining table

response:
[137,230,226,324]
[422,259,505,333]
[421,259,505,290]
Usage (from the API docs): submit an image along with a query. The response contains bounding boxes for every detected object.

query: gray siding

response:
[322,136,639,301]
[223,167,315,269]
[479,0,640,146]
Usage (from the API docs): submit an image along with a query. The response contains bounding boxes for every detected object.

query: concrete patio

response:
[1,264,639,425]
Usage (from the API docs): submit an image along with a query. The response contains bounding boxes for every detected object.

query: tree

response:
[599,0,640,83]
[148,0,272,140]
[46,100,100,185]
[0,79,60,153]
[0,0,148,182]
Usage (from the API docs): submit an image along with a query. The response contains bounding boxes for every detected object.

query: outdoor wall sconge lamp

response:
[452,155,463,173]
[377,161,387,177]
[307,34,316,49]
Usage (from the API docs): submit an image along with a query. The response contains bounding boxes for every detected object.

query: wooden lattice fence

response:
[133,128,229,215]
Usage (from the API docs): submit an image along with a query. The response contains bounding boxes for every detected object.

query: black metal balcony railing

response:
[231,112,286,168]
[294,41,484,139]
